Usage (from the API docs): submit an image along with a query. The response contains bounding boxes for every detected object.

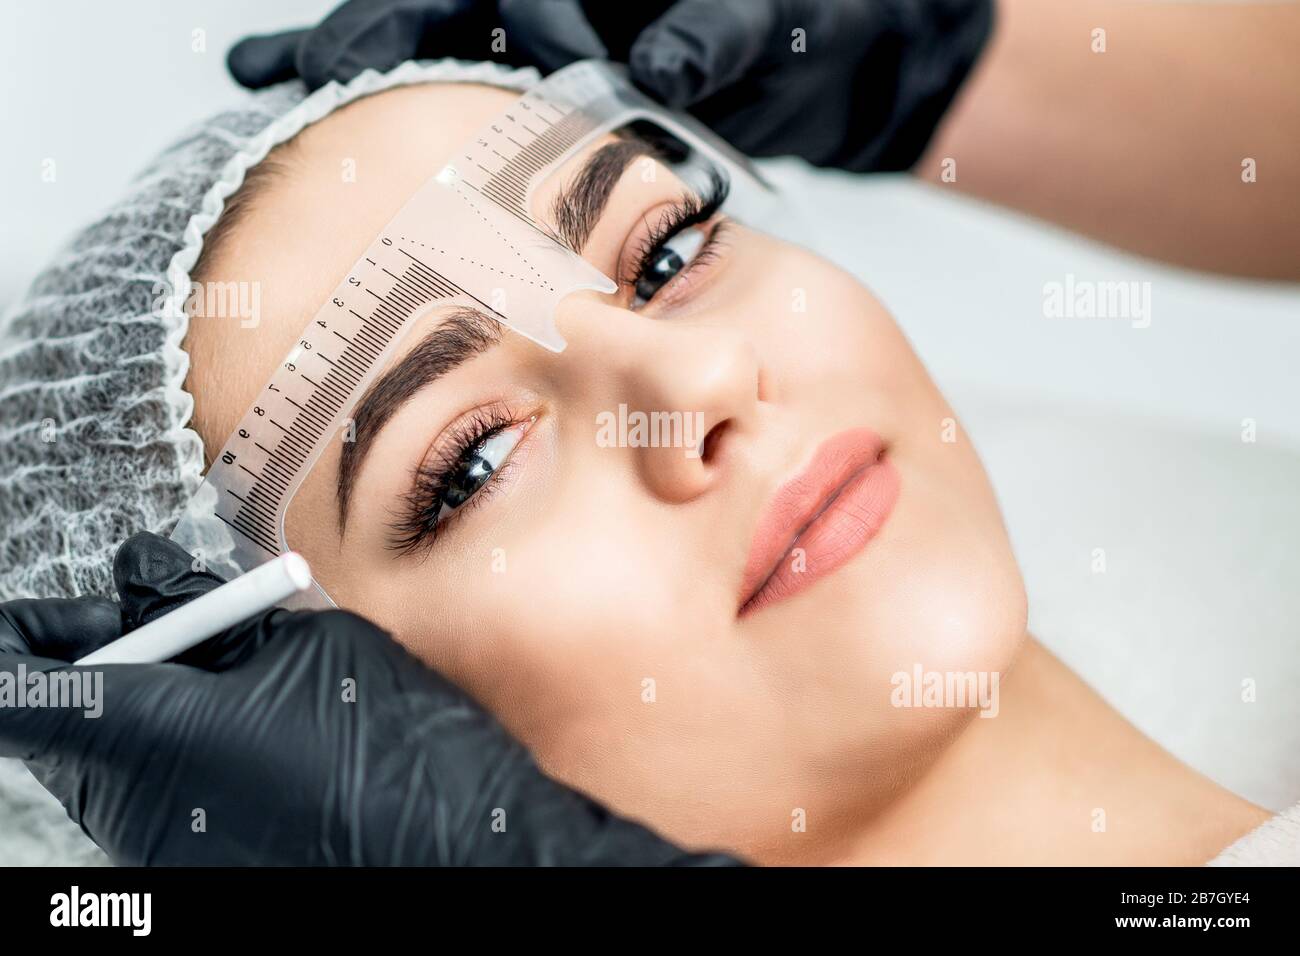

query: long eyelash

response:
[388,403,519,557]
[621,169,731,291]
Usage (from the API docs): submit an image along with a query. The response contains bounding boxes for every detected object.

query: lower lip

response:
[740,434,900,617]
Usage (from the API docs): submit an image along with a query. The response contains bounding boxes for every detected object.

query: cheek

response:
[743,246,924,408]
[358,458,703,744]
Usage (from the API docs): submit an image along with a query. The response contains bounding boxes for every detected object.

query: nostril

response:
[700,419,729,463]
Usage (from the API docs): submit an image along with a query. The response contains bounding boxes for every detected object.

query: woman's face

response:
[184,82,1026,863]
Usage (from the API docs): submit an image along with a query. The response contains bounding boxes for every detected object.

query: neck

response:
[831,638,1270,865]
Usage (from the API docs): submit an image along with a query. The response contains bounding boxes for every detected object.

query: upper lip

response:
[738,429,887,611]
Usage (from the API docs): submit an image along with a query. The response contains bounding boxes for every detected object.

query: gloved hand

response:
[228,0,994,171]
[227,0,652,89]
[0,533,740,866]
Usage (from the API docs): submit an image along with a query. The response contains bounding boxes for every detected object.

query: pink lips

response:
[739,428,900,617]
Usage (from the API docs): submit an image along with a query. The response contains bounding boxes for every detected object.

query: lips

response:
[739,428,900,616]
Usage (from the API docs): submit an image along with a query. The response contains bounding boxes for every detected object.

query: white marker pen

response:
[75,553,313,666]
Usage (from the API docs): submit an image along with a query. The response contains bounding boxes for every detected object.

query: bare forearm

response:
[918,0,1300,278]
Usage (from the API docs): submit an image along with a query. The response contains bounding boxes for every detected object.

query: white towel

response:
[1208,802,1300,866]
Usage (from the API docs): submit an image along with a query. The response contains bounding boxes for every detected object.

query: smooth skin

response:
[919,0,1300,278]
[183,81,1268,865]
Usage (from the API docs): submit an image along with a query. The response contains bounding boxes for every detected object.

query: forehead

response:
[230,81,526,326]
[183,82,523,449]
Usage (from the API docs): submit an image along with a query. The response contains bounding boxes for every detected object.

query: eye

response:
[390,404,534,558]
[436,424,526,522]
[632,226,708,307]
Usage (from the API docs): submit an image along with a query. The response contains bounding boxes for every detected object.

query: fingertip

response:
[628,37,701,108]
[629,0,774,106]
[113,533,226,631]
[113,532,200,586]
[226,31,305,89]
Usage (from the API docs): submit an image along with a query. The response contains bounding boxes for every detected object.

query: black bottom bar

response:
[1,866,1287,942]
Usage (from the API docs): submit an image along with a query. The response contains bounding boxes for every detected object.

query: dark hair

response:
[189,147,294,285]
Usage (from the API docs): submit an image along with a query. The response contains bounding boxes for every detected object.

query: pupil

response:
[635,247,684,301]
[444,449,494,509]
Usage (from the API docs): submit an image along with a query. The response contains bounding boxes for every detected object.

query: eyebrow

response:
[548,138,657,253]
[336,136,667,528]
[336,307,499,529]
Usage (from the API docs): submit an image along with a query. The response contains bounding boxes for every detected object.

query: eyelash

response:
[621,170,731,306]
[390,173,732,558]
[388,402,523,557]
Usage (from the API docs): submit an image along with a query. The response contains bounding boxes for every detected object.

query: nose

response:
[563,305,764,504]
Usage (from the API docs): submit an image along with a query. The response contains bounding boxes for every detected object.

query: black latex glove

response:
[0,533,740,866]
[227,0,648,89]
[228,0,993,171]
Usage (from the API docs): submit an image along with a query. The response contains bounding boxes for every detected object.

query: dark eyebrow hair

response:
[336,132,671,528]
[337,307,500,528]
[549,138,658,253]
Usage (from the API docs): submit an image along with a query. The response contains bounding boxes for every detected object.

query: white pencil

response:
[75,552,313,665]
